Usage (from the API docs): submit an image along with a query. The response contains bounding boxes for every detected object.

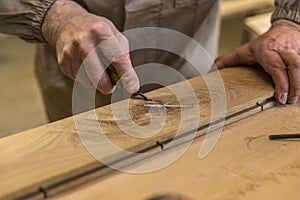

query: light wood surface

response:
[55,103,300,200]
[221,0,274,19]
[244,12,272,37]
[0,67,275,200]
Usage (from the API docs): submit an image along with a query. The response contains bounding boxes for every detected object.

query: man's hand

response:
[42,0,139,94]
[215,19,300,104]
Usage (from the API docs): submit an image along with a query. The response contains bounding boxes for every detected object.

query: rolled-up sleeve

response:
[272,0,300,24]
[0,0,57,42]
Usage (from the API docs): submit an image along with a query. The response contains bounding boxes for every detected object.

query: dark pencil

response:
[269,134,300,140]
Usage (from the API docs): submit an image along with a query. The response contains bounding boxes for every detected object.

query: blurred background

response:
[0,0,274,138]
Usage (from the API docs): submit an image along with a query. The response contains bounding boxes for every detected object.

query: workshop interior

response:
[1,0,300,200]
[0,0,274,138]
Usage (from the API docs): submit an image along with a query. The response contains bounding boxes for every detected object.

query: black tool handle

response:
[106,65,120,86]
[269,134,300,140]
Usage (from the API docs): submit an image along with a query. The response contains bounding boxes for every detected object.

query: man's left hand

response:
[215,19,300,104]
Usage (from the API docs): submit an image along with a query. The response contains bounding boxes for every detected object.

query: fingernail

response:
[288,96,299,104]
[280,93,288,104]
[127,80,139,94]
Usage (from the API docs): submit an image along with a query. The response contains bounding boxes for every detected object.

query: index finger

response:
[99,33,140,94]
[257,51,289,104]
[215,43,255,68]
[279,50,300,104]
[83,49,116,94]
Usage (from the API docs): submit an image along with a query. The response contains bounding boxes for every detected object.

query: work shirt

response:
[1,0,299,41]
[0,0,299,121]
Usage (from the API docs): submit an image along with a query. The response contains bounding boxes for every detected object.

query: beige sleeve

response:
[272,0,300,24]
[0,0,57,42]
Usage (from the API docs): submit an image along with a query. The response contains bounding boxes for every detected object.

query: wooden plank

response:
[81,66,275,159]
[221,0,274,20]
[0,67,274,199]
[55,103,300,200]
[244,12,272,38]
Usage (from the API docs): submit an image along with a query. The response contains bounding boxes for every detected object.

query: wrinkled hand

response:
[42,0,139,94]
[215,19,300,104]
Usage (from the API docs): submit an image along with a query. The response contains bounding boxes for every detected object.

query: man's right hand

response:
[42,0,139,94]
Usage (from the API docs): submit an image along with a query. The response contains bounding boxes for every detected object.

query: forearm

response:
[0,0,57,42]
[0,0,87,43]
[272,0,300,24]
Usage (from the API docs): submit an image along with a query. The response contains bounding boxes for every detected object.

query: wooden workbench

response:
[56,103,300,200]
[1,66,299,200]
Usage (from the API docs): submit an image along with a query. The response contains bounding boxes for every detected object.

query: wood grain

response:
[55,103,300,200]
[0,67,274,199]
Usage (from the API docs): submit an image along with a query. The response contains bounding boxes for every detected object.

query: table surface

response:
[0,67,299,199]
[56,103,300,200]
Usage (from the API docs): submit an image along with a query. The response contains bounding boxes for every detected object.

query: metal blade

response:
[143,104,193,108]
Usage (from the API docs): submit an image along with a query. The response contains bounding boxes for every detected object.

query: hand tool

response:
[106,66,194,108]
[106,65,122,86]
[106,66,152,101]
[269,133,300,140]
[143,103,193,109]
